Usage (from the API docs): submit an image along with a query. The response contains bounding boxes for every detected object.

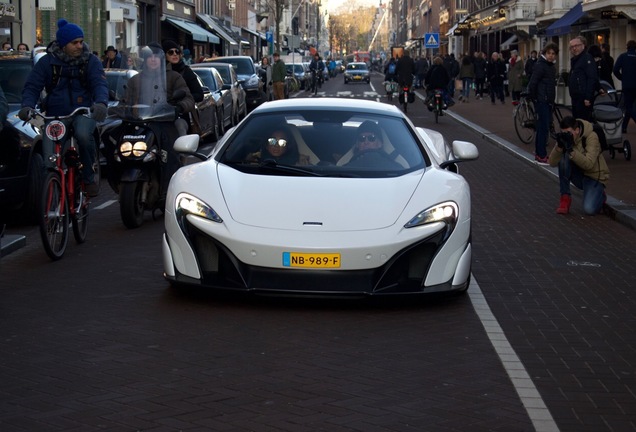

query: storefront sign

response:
[601,10,623,19]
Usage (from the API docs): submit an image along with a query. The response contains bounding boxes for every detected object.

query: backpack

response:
[388,62,396,75]
[582,122,609,153]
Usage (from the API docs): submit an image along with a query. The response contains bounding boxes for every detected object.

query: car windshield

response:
[219,110,428,178]
[347,63,368,71]
[211,58,253,75]
[287,64,304,74]
[213,66,231,84]
[105,70,137,103]
[0,58,31,104]
[193,69,216,91]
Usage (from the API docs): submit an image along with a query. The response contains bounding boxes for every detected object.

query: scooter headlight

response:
[119,141,148,157]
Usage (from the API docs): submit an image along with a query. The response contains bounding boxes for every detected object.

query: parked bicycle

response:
[513,92,566,145]
[27,107,98,260]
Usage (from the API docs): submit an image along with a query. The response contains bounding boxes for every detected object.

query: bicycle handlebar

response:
[30,106,92,122]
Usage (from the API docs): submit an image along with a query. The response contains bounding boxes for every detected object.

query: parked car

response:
[344,62,370,84]
[202,56,265,111]
[164,98,479,296]
[190,65,234,138]
[193,62,247,128]
[286,63,310,90]
[0,52,42,223]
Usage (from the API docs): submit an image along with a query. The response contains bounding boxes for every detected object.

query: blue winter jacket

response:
[613,48,636,90]
[21,41,108,116]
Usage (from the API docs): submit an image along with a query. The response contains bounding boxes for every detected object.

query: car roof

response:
[250,97,404,117]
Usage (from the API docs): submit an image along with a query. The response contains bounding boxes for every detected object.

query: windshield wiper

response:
[257,159,324,176]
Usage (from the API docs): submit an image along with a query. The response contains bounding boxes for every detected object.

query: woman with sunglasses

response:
[248,126,310,165]
[163,40,204,134]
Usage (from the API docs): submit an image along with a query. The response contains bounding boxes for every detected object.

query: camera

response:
[556,131,574,151]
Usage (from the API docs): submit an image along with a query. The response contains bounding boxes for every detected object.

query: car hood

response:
[217,165,423,231]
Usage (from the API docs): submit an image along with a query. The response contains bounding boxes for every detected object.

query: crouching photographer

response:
[548,116,609,215]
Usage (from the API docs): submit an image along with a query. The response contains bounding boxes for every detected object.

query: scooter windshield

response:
[112,45,175,121]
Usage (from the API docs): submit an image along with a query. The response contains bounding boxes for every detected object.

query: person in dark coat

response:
[487,51,506,104]
[395,49,415,88]
[524,50,538,81]
[163,39,203,134]
[613,40,636,133]
[424,56,453,106]
[528,43,559,163]
[601,43,615,89]
[568,36,598,121]
[102,45,123,68]
[473,52,487,99]
[19,19,109,196]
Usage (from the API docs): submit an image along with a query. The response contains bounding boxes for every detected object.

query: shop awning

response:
[546,2,584,37]
[197,14,239,46]
[500,35,518,50]
[165,17,220,44]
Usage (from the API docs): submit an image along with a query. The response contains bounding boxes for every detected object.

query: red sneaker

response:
[556,194,571,214]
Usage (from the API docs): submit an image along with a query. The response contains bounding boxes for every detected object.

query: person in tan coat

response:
[549,116,609,215]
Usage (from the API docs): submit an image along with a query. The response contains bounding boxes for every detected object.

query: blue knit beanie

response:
[56,19,84,48]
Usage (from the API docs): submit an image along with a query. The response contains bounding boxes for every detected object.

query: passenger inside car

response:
[247,125,311,165]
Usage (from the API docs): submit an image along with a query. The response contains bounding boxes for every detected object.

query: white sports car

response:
[163,98,478,296]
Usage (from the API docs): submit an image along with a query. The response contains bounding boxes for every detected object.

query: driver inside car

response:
[345,121,403,169]
[247,125,311,166]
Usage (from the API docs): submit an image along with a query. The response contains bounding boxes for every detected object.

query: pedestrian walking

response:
[458,55,474,102]
[613,40,636,133]
[508,50,524,103]
[528,42,559,164]
[568,36,598,121]
[473,52,487,99]
[487,52,506,104]
[601,43,615,88]
[415,56,429,89]
[524,50,538,81]
[261,55,273,100]
[271,52,286,100]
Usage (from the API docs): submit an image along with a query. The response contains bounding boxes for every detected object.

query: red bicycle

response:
[29,107,97,260]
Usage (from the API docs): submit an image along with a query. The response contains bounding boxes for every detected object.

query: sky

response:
[326,0,380,14]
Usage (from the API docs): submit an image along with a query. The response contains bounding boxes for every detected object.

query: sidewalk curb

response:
[442,102,636,232]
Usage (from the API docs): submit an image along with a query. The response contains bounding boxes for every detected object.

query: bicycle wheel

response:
[514,102,535,144]
[39,171,69,260]
[72,177,89,244]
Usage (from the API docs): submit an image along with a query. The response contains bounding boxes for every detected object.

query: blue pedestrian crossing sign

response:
[424,33,439,48]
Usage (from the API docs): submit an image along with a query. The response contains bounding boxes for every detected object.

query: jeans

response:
[462,78,473,99]
[43,115,97,184]
[475,78,485,97]
[621,88,636,132]
[535,101,551,158]
[558,152,605,215]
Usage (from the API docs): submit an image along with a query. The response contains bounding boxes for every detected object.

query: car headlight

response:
[176,193,223,224]
[246,75,259,87]
[405,202,458,228]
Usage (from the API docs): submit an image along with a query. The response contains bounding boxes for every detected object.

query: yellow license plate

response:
[283,252,341,268]
[354,76,362,80]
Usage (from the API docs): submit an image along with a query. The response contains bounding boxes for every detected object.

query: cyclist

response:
[19,19,108,197]
[309,53,325,91]
[395,49,416,100]
[424,56,453,108]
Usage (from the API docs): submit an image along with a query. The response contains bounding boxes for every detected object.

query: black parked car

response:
[0,52,43,223]
[202,56,266,111]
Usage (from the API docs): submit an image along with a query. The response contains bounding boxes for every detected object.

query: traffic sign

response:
[424,33,439,48]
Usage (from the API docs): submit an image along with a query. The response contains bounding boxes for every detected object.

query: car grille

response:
[179,221,454,295]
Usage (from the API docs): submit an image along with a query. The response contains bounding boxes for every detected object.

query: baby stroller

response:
[593,81,631,160]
